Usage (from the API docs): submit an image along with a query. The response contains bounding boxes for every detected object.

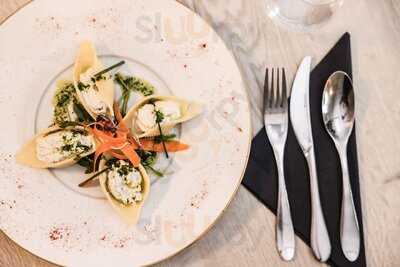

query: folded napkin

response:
[242,33,366,267]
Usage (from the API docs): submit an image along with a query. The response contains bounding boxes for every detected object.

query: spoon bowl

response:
[322,71,355,142]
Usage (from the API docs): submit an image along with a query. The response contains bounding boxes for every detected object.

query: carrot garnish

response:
[140,139,189,152]
[89,103,189,171]
[120,145,141,167]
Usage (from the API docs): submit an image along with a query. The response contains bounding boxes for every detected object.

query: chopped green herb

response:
[57,93,71,107]
[61,144,73,152]
[76,142,91,152]
[136,150,164,177]
[53,82,78,125]
[151,107,168,158]
[96,74,107,81]
[77,82,89,91]
[77,154,95,174]
[106,158,120,168]
[155,110,164,123]
[117,163,133,176]
[136,150,157,166]
[124,76,154,96]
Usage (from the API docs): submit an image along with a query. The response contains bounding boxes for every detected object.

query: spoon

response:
[322,71,360,262]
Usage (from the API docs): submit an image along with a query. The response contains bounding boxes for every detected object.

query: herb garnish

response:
[154,109,169,158]
[73,102,94,123]
[114,73,131,116]
[76,141,91,152]
[106,158,120,168]
[155,109,164,123]
[115,72,154,97]
[115,73,155,116]
[153,134,176,144]
[61,144,73,152]
[77,82,89,91]
[136,150,164,177]
[78,167,110,187]
[76,154,95,174]
[117,163,133,176]
[53,82,78,125]
[94,60,125,78]
[146,165,164,177]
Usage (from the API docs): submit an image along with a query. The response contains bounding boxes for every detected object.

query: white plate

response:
[0,0,251,266]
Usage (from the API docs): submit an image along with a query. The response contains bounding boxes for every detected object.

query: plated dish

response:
[0,0,251,266]
[17,42,202,224]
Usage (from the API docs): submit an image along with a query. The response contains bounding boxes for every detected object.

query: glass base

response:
[265,0,343,31]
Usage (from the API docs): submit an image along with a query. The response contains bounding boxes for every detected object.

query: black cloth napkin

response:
[242,33,366,267]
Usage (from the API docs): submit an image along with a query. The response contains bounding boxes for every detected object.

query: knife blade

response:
[290,56,332,262]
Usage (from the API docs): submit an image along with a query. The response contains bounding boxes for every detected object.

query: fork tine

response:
[276,68,281,108]
[270,68,275,108]
[282,68,287,108]
[264,68,269,110]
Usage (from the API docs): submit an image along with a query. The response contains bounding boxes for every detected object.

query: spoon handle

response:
[339,146,360,262]
[306,147,331,262]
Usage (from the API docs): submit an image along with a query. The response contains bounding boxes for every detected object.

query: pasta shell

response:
[16,126,96,169]
[123,95,202,138]
[73,41,114,119]
[98,160,150,225]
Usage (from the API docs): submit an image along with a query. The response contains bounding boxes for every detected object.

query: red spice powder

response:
[49,228,63,241]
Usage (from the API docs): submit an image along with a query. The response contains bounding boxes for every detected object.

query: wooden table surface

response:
[1,0,400,266]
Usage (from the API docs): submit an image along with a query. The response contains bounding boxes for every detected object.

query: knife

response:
[290,56,331,262]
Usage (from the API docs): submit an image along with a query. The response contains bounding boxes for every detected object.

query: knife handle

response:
[306,148,331,262]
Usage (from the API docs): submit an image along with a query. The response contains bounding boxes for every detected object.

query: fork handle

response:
[306,147,331,262]
[274,149,295,261]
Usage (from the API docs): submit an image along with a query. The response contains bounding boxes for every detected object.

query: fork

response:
[264,68,295,261]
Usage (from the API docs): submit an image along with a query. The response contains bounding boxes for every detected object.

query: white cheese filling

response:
[79,67,108,115]
[135,100,182,132]
[107,160,143,205]
[136,104,156,132]
[67,101,78,121]
[36,130,94,163]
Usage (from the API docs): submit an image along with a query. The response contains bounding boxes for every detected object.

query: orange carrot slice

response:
[120,145,141,167]
[94,142,116,169]
[140,140,190,152]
